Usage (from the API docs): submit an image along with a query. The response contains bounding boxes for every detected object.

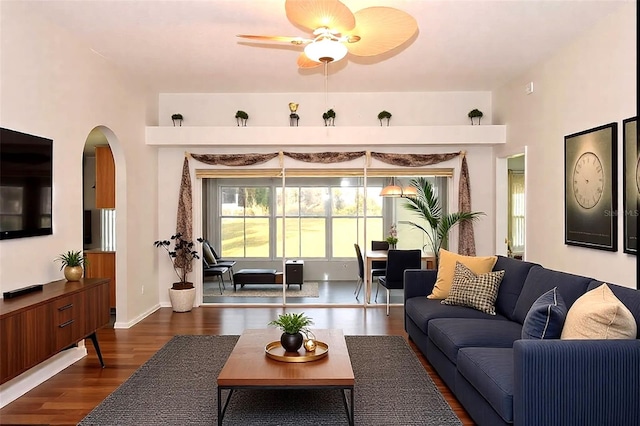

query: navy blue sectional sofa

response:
[404,255,640,426]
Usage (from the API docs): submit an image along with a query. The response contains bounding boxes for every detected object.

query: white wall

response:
[158,92,492,127]
[0,4,159,326]
[493,3,636,288]
[153,88,497,306]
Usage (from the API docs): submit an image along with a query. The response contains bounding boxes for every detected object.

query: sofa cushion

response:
[561,283,637,340]
[512,266,591,324]
[428,249,497,299]
[441,262,505,315]
[521,287,567,339]
[493,256,539,321]
[457,347,514,423]
[587,280,640,338]
[405,297,508,335]
[428,318,522,364]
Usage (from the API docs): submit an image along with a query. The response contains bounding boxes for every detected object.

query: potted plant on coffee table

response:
[55,250,87,281]
[154,233,201,312]
[268,312,314,353]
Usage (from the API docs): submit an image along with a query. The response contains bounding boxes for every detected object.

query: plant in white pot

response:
[154,233,201,312]
[268,312,314,353]
[55,250,87,281]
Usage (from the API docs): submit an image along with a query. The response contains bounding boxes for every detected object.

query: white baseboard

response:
[0,345,87,408]
[113,303,161,329]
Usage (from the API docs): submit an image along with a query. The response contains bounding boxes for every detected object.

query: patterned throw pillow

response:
[441,261,505,315]
[521,287,567,339]
[428,249,497,299]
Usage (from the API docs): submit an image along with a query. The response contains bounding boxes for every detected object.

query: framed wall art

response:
[564,122,617,251]
[622,116,638,254]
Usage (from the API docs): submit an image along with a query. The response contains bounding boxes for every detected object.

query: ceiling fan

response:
[237,0,418,68]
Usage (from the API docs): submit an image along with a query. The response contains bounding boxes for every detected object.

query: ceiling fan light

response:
[304,39,348,63]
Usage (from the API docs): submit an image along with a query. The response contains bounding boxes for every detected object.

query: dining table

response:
[364,250,436,303]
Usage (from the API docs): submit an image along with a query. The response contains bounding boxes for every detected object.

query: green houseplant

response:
[268,312,314,352]
[378,110,392,126]
[322,109,336,126]
[55,250,87,281]
[171,113,183,126]
[235,110,249,126]
[468,109,483,125]
[401,177,484,266]
[154,233,202,312]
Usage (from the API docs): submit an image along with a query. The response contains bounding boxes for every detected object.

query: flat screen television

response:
[0,127,53,240]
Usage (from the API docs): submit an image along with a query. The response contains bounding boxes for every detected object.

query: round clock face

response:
[572,151,604,209]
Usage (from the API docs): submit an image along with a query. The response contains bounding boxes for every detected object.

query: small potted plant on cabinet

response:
[268,312,314,352]
[55,250,87,281]
[154,233,201,312]
[171,113,184,126]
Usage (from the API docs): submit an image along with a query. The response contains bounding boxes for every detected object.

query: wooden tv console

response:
[0,278,110,384]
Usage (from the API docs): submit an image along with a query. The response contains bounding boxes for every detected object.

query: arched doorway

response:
[82,126,126,325]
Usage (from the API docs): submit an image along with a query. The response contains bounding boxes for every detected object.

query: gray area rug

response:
[204,282,319,298]
[79,335,461,425]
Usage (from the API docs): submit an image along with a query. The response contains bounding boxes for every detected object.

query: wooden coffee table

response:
[217,328,355,425]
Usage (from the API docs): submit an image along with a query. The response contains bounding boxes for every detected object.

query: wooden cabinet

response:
[84,251,116,309]
[0,278,110,384]
[95,145,115,208]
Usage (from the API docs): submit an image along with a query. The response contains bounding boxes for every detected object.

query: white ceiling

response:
[21,0,628,94]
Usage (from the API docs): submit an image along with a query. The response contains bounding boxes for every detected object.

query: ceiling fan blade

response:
[297,52,323,69]
[236,34,311,45]
[285,0,356,34]
[345,7,418,57]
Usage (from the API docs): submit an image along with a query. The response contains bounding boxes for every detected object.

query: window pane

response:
[365,186,383,216]
[221,218,245,257]
[277,187,300,216]
[245,218,269,257]
[331,187,358,216]
[300,188,327,216]
[300,218,325,257]
[244,188,270,215]
[332,218,358,257]
[220,188,242,215]
[276,218,301,258]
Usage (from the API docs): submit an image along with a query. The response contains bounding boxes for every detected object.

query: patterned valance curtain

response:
[179,150,475,255]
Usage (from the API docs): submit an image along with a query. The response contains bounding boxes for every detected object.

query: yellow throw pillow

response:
[427,249,497,299]
[561,283,637,340]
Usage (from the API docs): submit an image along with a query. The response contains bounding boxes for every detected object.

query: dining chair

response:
[370,240,389,292]
[377,249,422,315]
[353,243,365,299]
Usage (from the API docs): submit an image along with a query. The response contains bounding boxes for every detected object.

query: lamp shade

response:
[304,39,348,63]
[380,184,403,197]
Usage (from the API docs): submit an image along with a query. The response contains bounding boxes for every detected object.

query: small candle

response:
[304,339,316,352]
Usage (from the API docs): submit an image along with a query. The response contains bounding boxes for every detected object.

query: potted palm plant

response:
[154,233,201,312]
[55,250,87,281]
[401,177,484,267]
[268,312,314,352]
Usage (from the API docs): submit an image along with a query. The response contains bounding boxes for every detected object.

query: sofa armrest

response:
[404,269,437,301]
[513,339,640,426]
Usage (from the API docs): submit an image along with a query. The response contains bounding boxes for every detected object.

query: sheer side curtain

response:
[508,170,525,255]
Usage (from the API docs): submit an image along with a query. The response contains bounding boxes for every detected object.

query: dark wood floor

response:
[0,306,475,425]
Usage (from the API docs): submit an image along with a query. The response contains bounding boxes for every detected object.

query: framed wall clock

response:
[622,116,638,255]
[565,122,617,251]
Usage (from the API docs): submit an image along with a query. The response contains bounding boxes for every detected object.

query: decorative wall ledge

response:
[145,125,506,147]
